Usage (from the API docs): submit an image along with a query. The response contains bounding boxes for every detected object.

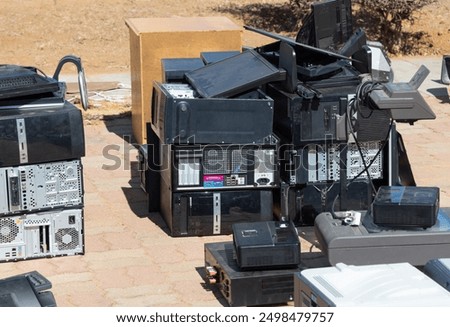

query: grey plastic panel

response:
[314,209,450,266]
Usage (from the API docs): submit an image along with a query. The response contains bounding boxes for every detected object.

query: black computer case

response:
[267,81,391,145]
[0,101,85,167]
[151,82,274,144]
[160,180,274,236]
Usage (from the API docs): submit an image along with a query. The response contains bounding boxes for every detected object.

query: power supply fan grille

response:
[55,228,79,250]
[0,219,20,244]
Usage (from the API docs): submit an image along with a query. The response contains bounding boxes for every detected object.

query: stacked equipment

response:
[0,56,87,262]
[145,50,284,236]
[204,220,301,306]
[134,0,446,305]
[140,0,437,238]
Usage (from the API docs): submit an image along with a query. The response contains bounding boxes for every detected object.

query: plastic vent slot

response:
[23,217,50,226]
[0,75,36,89]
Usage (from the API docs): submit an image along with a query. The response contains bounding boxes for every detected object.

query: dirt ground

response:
[0,0,448,76]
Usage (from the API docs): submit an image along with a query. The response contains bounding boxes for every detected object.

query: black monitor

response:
[296,0,353,51]
[0,271,56,307]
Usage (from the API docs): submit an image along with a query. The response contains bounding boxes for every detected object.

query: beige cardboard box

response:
[125,17,242,144]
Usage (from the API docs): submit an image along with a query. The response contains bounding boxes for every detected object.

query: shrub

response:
[289,0,436,55]
[353,0,436,54]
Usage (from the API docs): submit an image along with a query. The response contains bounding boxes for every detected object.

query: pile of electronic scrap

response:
[136,0,450,306]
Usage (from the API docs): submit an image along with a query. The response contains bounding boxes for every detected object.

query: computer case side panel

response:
[0,102,85,167]
[160,182,274,236]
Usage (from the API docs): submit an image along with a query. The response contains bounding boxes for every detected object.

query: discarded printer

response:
[313,187,450,267]
[0,55,87,262]
[294,262,450,307]
[151,49,280,145]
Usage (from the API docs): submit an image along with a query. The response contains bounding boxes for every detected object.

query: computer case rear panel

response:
[0,208,84,262]
[0,160,83,216]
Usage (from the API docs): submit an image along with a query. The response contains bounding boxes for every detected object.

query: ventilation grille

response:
[0,218,20,244]
[0,75,36,89]
[203,148,251,175]
[23,217,50,226]
[2,160,83,215]
[55,228,79,251]
[204,149,229,174]
[309,141,383,182]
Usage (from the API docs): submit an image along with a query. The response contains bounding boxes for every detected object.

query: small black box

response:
[204,241,301,307]
[232,221,300,269]
[372,186,439,228]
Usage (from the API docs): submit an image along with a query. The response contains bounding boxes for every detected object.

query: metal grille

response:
[55,228,79,251]
[203,149,229,174]
[0,218,19,244]
[231,149,248,173]
[346,141,383,180]
[0,160,83,215]
[308,141,383,182]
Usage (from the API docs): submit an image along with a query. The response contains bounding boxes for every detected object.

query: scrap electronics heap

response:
[144,0,438,235]
[141,0,450,306]
[0,55,88,306]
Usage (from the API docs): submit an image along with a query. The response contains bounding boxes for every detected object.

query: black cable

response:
[346,108,377,194]
[354,80,383,115]
[347,119,393,185]
[345,80,392,192]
